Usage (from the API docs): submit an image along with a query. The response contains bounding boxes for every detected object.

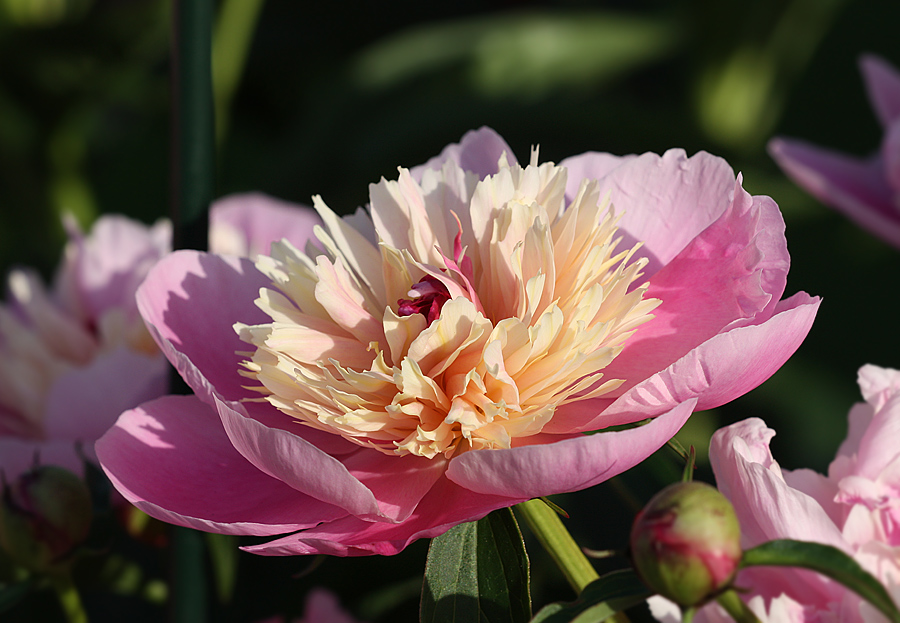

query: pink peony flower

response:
[96,127,820,556]
[652,365,900,622]
[0,194,318,481]
[769,55,900,247]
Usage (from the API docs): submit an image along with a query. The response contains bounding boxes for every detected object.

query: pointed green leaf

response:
[530,569,651,623]
[421,508,531,623]
[742,539,900,623]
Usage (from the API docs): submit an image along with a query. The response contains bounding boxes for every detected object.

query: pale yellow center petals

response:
[238,156,659,459]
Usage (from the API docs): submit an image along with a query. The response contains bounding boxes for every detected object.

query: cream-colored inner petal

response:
[238,155,659,459]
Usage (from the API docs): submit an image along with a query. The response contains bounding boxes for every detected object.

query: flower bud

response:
[0,465,92,571]
[630,481,741,607]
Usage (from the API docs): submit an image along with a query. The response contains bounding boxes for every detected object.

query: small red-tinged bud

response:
[630,481,741,607]
[0,465,92,572]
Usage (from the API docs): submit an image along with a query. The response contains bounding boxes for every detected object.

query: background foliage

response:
[2,0,899,620]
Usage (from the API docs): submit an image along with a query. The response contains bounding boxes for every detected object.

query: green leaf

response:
[421,508,531,623]
[530,569,651,623]
[742,540,900,623]
[0,580,34,613]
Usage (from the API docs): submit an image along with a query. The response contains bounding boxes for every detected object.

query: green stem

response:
[212,0,266,145]
[517,499,631,623]
[517,499,598,592]
[716,589,762,623]
[51,574,88,623]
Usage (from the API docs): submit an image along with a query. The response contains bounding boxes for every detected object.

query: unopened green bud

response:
[630,481,741,607]
[0,465,92,571]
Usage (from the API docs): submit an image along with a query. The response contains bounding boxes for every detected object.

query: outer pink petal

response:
[44,347,168,441]
[136,250,269,403]
[96,395,347,536]
[768,137,900,247]
[209,193,321,258]
[571,149,737,278]
[410,126,516,180]
[0,438,86,480]
[710,418,849,606]
[445,398,695,498]
[558,152,636,198]
[241,475,522,557]
[599,178,789,388]
[215,396,444,522]
[551,292,820,433]
[861,54,900,127]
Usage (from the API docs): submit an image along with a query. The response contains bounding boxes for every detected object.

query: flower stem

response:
[517,499,630,623]
[51,573,88,623]
[715,589,762,623]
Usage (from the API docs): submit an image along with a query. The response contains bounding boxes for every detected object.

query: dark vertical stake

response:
[169,0,214,621]
[171,0,213,252]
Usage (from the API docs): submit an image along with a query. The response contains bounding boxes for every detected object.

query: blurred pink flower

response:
[97,127,819,557]
[0,194,318,480]
[652,365,900,622]
[257,587,364,623]
[769,55,900,247]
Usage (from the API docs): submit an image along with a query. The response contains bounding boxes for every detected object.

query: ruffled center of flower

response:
[237,152,660,459]
[397,276,452,324]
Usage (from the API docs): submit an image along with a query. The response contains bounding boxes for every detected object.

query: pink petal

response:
[410,126,517,180]
[550,292,820,433]
[444,398,695,498]
[850,390,900,481]
[340,450,448,523]
[558,152,636,197]
[96,395,347,536]
[768,137,900,247]
[56,215,171,321]
[44,347,168,442]
[598,178,789,388]
[710,418,849,605]
[241,475,522,556]
[883,119,900,194]
[136,250,270,403]
[858,364,900,405]
[566,149,737,278]
[214,396,384,520]
[217,397,448,523]
[301,588,362,623]
[860,54,900,127]
[209,193,321,258]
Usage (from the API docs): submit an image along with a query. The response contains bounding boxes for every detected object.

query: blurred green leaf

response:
[421,507,531,623]
[354,10,681,98]
[529,569,651,623]
[743,540,900,623]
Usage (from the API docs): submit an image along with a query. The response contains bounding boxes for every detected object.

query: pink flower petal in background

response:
[0,215,170,480]
[0,194,321,484]
[210,192,323,259]
[769,54,900,248]
[653,365,900,623]
[98,128,819,556]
